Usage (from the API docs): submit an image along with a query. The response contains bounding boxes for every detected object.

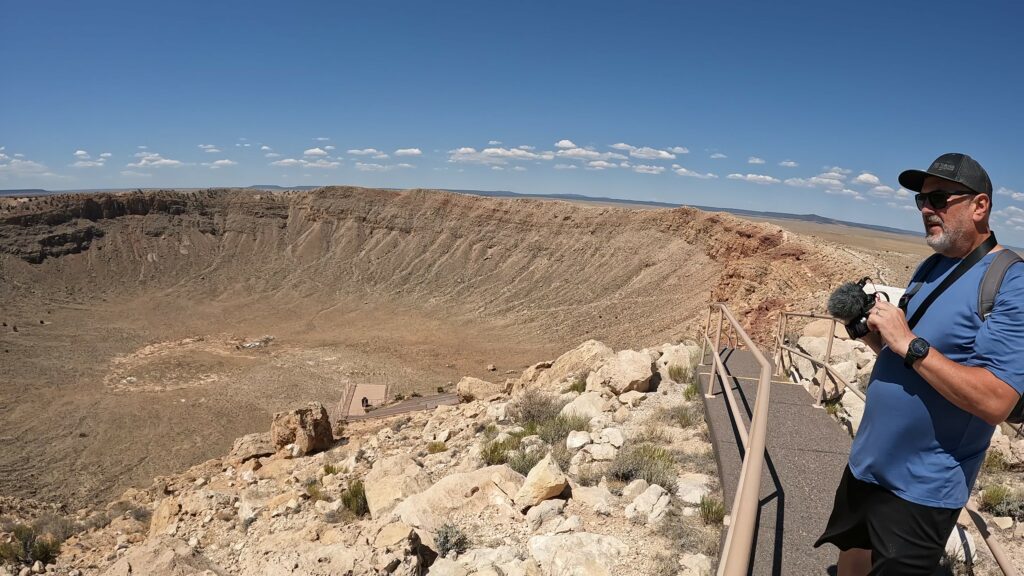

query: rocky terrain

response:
[1,340,727,576]
[0,187,902,508]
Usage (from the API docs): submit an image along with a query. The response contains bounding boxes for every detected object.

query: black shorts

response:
[814,465,960,575]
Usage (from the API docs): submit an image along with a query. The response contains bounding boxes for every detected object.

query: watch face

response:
[911,339,928,356]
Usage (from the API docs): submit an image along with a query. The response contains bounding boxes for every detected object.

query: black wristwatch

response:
[904,337,930,369]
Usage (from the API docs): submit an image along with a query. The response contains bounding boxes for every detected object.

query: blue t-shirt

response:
[849,251,1024,509]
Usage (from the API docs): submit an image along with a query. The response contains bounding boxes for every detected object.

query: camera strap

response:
[905,234,998,330]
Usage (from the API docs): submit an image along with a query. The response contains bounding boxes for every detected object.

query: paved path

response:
[698,346,852,576]
[345,393,460,421]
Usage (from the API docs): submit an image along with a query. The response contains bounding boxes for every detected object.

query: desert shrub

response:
[507,393,565,427]
[481,436,520,466]
[677,448,718,476]
[656,502,721,558]
[0,523,62,566]
[668,364,688,383]
[435,522,470,557]
[684,381,701,401]
[699,495,725,525]
[980,484,1024,520]
[537,414,590,445]
[305,478,331,502]
[566,374,587,394]
[634,422,671,444]
[31,513,83,541]
[609,444,677,492]
[393,393,406,402]
[342,479,368,517]
[323,463,340,476]
[507,450,545,477]
[410,391,422,398]
[390,416,412,432]
[660,403,702,429]
[427,441,448,454]
[481,423,499,440]
[437,385,446,393]
[983,450,1010,473]
[82,512,112,531]
[575,464,605,487]
[551,444,573,472]
[823,399,843,417]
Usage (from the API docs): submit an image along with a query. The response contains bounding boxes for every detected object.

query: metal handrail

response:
[773,310,1017,576]
[702,304,772,576]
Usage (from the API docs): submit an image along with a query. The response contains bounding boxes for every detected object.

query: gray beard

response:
[925,224,964,253]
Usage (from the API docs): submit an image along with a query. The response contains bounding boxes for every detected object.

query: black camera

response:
[827,277,889,339]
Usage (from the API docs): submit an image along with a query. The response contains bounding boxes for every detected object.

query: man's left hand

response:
[866,299,916,358]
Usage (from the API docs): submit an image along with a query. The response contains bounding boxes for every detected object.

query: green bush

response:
[342,479,369,517]
[507,393,565,426]
[983,450,1010,473]
[980,484,1024,520]
[668,364,689,383]
[507,450,545,477]
[537,414,590,445]
[305,478,331,502]
[435,522,470,557]
[427,441,448,454]
[660,403,702,428]
[683,381,700,401]
[566,374,587,394]
[609,444,678,492]
[698,496,725,525]
[481,436,521,466]
[323,463,340,476]
[656,502,720,557]
[0,523,62,566]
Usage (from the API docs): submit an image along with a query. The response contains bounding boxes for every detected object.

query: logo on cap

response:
[932,162,957,172]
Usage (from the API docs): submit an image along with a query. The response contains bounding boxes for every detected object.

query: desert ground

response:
[0,187,921,510]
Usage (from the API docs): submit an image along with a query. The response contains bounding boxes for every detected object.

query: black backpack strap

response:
[978,249,1023,321]
[907,235,999,330]
[899,254,942,313]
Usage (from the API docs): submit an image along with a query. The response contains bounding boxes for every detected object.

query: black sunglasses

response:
[915,190,979,210]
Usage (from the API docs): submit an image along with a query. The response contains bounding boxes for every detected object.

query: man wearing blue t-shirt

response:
[815,153,1024,575]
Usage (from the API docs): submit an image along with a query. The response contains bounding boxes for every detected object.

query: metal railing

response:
[772,312,865,403]
[771,311,1018,576]
[700,304,772,576]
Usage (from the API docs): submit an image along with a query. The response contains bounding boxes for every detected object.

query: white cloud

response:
[747,157,765,165]
[554,164,577,170]
[314,137,330,141]
[491,166,504,171]
[672,165,718,179]
[74,150,90,159]
[488,140,502,145]
[70,149,108,168]
[120,170,151,178]
[355,162,413,171]
[669,146,689,154]
[710,153,727,159]
[996,187,1024,201]
[517,145,535,151]
[826,188,863,199]
[610,143,635,151]
[512,166,526,172]
[303,159,341,169]
[270,158,304,167]
[265,152,281,158]
[260,145,272,151]
[304,147,328,157]
[0,155,49,176]
[198,144,220,153]
[235,143,251,148]
[869,185,897,197]
[448,146,554,165]
[895,188,911,198]
[127,152,184,168]
[727,173,781,184]
[633,164,665,175]
[555,139,577,149]
[630,146,676,160]
[783,169,851,190]
[853,172,881,186]
[347,148,388,159]
[204,159,237,169]
[824,165,852,175]
[137,145,148,149]
[71,160,104,168]
[99,152,112,158]
[779,160,798,168]
[587,160,617,170]
[395,148,422,156]
[556,148,626,162]
[324,145,336,151]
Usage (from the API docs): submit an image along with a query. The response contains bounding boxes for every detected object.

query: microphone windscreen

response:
[828,282,871,323]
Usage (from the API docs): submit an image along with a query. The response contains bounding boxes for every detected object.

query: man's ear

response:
[973,193,991,223]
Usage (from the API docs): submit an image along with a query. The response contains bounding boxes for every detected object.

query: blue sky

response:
[3,1,1023,241]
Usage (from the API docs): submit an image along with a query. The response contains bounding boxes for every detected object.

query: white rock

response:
[612,406,630,423]
[679,553,713,576]
[617,391,646,407]
[514,454,569,510]
[528,533,628,576]
[560,392,609,420]
[364,454,432,519]
[525,499,567,532]
[622,479,649,502]
[630,484,670,524]
[430,558,471,576]
[992,516,1014,530]
[598,428,624,448]
[944,524,977,563]
[586,350,657,394]
[676,473,711,505]
[586,444,618,462]
[567,431,592,451]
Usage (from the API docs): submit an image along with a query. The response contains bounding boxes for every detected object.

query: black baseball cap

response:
[898,153,993,196]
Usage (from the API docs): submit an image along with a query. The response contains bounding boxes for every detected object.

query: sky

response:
[2,1,1024,242]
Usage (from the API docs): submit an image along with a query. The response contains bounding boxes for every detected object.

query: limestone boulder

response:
[798,336,857,365]
[457,376,503,401]
[586,350,657,394]
[802,318,847,340]
[566,430,592,451]
[393,465,524,532]
[364,454,432,519]
[100,537,225,575]
[676,473,712,505]
[528,533,628,576]
[270,401,333,456]
[624,484,670,524]
[514,453,569,511]
[560,392,610,420]
[228,432,274,463]
[656,343,700,383]
[148,497,181,539]
[516,340,614,392]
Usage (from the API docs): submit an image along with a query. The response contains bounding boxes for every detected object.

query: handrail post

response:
[812,321,836,406]
[700,306,713,366]
[706,307,724,399]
